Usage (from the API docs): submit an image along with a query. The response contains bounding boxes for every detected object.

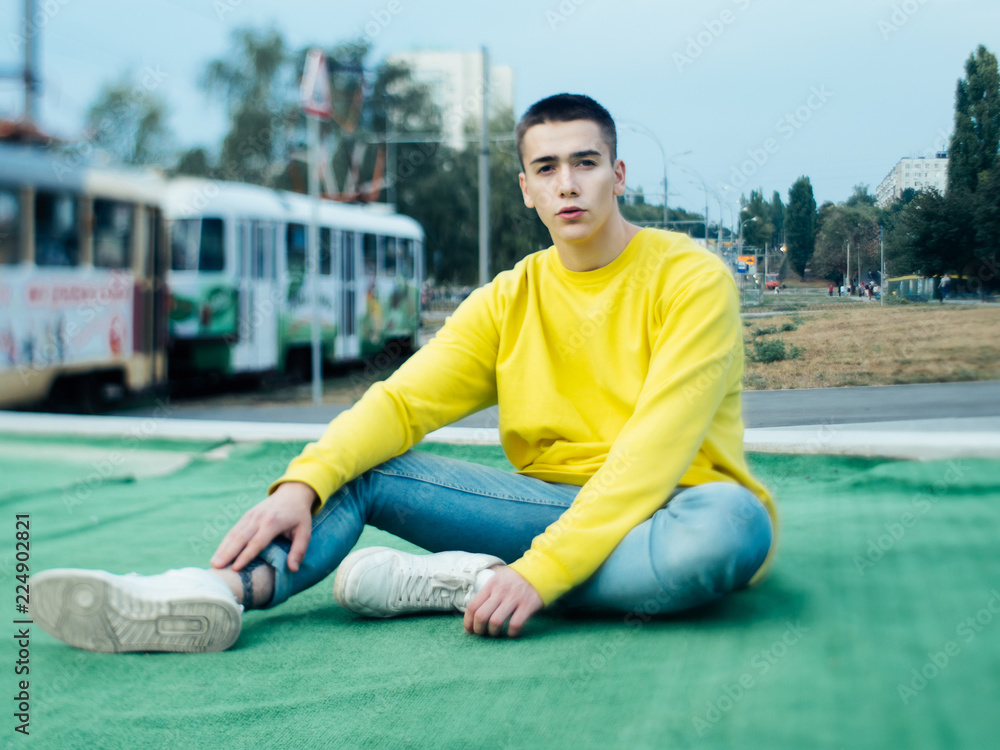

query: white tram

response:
[163,178,424,379]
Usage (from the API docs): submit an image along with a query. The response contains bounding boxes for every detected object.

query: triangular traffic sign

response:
[300,48,333,119]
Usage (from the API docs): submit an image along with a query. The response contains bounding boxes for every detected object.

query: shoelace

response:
[394,566,474,608]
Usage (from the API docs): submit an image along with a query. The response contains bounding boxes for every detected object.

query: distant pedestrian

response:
[828,284,834,297]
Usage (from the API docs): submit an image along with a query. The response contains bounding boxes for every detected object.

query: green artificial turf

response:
[2,436,998,749]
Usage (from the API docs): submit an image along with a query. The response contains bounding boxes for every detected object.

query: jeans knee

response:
[650,486,772,594]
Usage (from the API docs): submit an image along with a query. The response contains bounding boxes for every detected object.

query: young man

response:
[32,94,776,652]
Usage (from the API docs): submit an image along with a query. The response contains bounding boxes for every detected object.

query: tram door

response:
[234,220,279,372]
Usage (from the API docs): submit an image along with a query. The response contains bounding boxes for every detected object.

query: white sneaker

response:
[30,568,242,653]
[333,547,503,618]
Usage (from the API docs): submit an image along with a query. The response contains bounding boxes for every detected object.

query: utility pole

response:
[717,213,723,260]
[300,48,334,405]
[386,94,396,208]
[880,224,885,308]
[23,0,38,122]
[846,239,850,292]
[1,1,40,122]
[478,46,490,287]
[764,246,769,296]
[759,242,767,304]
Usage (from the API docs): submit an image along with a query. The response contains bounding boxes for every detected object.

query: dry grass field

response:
[742,302,1000,389]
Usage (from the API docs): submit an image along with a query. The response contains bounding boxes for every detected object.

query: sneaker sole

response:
[30,570,241,653]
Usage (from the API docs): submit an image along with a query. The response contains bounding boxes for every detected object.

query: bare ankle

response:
[209,562,275,609]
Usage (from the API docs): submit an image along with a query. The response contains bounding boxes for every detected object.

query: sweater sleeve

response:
[507,269,743,604]
[268,284,502,507]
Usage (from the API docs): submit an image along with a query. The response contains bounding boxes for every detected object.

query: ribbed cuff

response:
[508,550,575,606]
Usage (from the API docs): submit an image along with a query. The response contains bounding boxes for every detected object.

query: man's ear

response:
[519,172,535,208]
[612,159,627,196]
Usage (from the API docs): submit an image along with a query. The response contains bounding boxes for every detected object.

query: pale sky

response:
[1,0,998,223]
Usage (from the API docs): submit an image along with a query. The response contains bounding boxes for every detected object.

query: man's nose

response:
[556,165,579,197]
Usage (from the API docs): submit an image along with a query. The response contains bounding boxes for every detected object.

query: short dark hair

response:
[515,94,617,168]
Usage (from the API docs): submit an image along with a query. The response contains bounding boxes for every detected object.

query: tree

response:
[201,27,292,185]
[973,162,1000,291]
[844,183,877,208]
[173,147,212,177]
[739,189,774,250]
[769,190,785,250]
[785,176,817,277]
[812,203,879,283]
[84,73,172,166]
[884,189,956,277]
[487,112,554,276]
[404,108,551,283]
[947,45,1000,195]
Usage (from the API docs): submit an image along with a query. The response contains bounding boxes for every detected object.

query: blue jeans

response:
[259,450,773,614]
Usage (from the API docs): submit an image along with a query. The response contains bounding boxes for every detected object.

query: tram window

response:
[235,221,250,277]
[35,192,79,267]
[200,218,224,272]
[252,224,262,279]
[383,237,397,276]
[363,233,377,278]
[343,232,355,281]
[287,222,306,278]
[252,222,274,279]
[399,239,415,279]
[170,219,197,271]
[319,227,332,275]
[0,190,18,265]
[93,200,133,268]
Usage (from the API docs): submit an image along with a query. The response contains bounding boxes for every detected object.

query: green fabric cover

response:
[4,436,998,749]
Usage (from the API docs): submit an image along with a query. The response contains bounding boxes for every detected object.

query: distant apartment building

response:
[387,50,514,149]
[875,154,949,207]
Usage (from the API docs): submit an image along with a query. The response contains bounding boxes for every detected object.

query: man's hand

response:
[463,566,543,638]
[211,481,317,572]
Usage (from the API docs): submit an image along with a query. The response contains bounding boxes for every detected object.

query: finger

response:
[210,518,256,569]
[472,595,502,636]
[464,579,494,633]
[487,599,518,638]
[286,521,312,572]
[506,604,536,639]
[231,526,277,571]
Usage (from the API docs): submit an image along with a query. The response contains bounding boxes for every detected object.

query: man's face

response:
[518,119,626,247]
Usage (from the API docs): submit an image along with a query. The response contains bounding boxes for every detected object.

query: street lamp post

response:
[679,165,727,258]
[738,215,757,254]
[620,122,690,229]
[737,215,757,305]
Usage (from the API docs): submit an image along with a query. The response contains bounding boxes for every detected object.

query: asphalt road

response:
[112,380,1000,429]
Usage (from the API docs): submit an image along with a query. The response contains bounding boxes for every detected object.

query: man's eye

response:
[578,159,596,167]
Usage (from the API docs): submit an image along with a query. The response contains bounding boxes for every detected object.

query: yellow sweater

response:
[271,228,776,604]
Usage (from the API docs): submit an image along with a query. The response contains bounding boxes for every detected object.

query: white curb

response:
[0,412,998,460]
